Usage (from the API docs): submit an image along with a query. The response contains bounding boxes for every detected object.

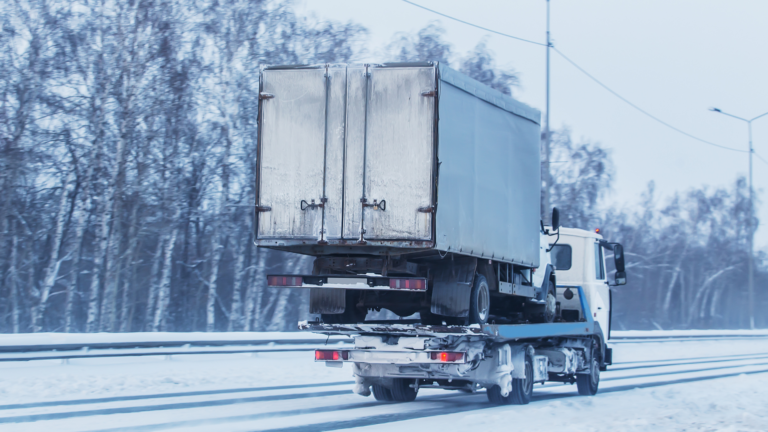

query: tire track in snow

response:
[82,362,768,431]
[612,351,768,366]
[609,354,768,372]
[0,381,355,411]
[4,354,767,427]
[0,390,352,424]
[92,393,470,432]
[255,368,768,432]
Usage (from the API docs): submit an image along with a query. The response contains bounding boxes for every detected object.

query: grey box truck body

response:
[256,62,548,324]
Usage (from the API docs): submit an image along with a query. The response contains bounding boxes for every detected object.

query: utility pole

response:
[710,107,768,329]
[542,0,552,224]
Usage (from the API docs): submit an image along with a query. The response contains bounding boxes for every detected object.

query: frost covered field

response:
[0,331,766,431]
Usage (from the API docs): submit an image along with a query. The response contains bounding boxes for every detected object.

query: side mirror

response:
[613,244,625,272]
[551,207,560,232]
[612,244,627,285]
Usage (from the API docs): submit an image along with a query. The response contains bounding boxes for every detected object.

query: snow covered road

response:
[0,335,767,431]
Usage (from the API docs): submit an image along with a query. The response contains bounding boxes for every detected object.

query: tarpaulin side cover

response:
[435,64,542,267]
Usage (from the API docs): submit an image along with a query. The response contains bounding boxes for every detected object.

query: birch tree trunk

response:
[153,208,180,332]
[228,227,248,331]
[145,237,164,331]
[32,171,73,332]
[119,203,141,332]
[246,249,268,331]
[205,235,223,332]
[9,227,21,334]
[86,196,109,332]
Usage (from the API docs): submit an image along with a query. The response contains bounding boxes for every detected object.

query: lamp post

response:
[709,107,768,329]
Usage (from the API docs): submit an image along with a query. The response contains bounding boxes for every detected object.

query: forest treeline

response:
[1,0,764,333]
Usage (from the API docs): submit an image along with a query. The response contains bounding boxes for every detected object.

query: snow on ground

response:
[0,350,349,405]
[350,372,768,432]
[0,331,766,431]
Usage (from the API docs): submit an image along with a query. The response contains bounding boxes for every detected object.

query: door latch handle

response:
[301,198,326,211]
[361,198,386,211]
[255,205,272,212]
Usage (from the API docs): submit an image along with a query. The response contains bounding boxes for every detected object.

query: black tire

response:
[390,378,418,402]
[321,290,367,324]
[529,279,556,324]
[372,384,394,401]
[486,384,514,405]
[577,350,600,396]
[469,274,490,325]
[510,355,534,405]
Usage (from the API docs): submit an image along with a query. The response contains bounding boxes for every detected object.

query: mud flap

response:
[310,289,345,314]
[430,257,477,317]
[510,344,534,379]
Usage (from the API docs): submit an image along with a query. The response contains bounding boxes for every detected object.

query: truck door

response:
[257,66,346,241]
[342,65,436,241]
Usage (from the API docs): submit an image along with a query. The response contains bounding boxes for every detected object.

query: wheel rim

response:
[591,359,600,387]
[477,283,490,321]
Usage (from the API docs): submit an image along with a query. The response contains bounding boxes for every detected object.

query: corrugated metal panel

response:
[342,66,367,240]
[309,288,345,314]
[434,64,542,267]
[322,66,348,240]
[258,67,327,239]
[363,66,435,240]
[437,64,540,125]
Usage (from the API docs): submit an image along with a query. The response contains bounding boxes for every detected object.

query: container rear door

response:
[257,68,328,239]
[358,66,436,241]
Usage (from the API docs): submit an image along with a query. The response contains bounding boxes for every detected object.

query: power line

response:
[401,0,749,155]
[401,0,547,47]
[755,151,768,165]
[552,47,748,154]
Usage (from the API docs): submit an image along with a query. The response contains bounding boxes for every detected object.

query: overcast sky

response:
[297,0,768,249]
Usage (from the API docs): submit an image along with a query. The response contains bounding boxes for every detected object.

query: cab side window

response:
[594,243,605,280]
[550,244,572,270]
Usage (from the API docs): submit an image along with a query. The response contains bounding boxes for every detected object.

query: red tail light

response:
[315,350,348,361]
[389,278,426,290]
[267,276,302,287]
[430,352,464,362]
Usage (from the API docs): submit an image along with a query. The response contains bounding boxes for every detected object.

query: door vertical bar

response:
[358,65,371,244]
[319,65,330,244]
[340,66,349,240]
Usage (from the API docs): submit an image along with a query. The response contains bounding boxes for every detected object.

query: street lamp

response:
[709,107,768,329]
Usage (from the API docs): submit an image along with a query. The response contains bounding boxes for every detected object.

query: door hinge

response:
[417,205,435,213]
[421,90,436,97]
[255,205,272,212]
[259,92,275,100]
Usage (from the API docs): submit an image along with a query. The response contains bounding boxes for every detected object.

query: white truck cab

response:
[549,227,627,339]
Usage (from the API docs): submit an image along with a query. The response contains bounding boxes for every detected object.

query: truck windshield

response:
[550,244,572,270]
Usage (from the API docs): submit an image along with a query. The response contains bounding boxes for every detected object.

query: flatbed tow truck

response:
[253,63,628,404]
[301,227,627,405]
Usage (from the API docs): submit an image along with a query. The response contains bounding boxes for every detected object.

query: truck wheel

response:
[372,384,394,401]
[469,275,490,325]
[486,384,513,405]
[577,351,600,396]
[510,355,534,405]
[529,280,556,323]
[390,378,418,402]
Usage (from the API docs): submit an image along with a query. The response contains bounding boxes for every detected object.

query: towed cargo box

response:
[255,62,542,268]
